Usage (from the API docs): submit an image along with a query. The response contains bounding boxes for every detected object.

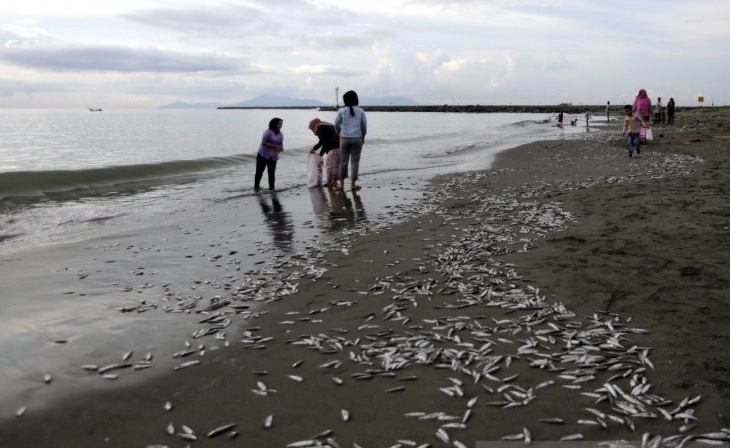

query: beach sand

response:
[1,108,728,447]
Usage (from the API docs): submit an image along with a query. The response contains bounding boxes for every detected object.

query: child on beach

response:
[622,105,645,158]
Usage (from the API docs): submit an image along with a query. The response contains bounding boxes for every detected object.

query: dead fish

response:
[164,401,173,412]
[523,427,532,444]
[462,409,472,423]
[341,409,351,422]
[16,406,27,417]
[178,432,198,441]
[286,441,318,448]
[207,423,237,438]
[173,360,201,371]
[386,386,406,393]
[288,374,304,382]
[539,417,565,424]
[263,415,273,428]
[97,362,132,374]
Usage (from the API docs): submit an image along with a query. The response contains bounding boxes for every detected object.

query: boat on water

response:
[88,107,102,112]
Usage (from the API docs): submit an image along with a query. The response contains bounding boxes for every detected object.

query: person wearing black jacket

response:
[308,118,341,188]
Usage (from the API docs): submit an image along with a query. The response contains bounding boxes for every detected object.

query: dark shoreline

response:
[217,104,710,114]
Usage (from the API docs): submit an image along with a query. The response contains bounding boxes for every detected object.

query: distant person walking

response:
[334,90,367,191]
[308,118,341,188]
[254,117,284,191]
[666,98,676,125]
[632,89,652,121]
[654,97,664,124]
[557,111,564,127]
[585,110,592,126]
[606,101,611,121]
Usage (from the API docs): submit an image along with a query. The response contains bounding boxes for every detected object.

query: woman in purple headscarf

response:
[632,89,652,121]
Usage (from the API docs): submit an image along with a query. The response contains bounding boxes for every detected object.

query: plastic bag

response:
[306,153,323,188]
[645,128,654,141]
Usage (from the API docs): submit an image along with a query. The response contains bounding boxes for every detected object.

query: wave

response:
[505,118,552,127]
[0,154,256,201]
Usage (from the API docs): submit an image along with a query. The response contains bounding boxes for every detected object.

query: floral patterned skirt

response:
[325,149,341,184]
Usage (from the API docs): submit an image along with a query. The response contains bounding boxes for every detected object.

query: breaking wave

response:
[0,154,256,202]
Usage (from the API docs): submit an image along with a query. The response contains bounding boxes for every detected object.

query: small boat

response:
[88,107,102,112]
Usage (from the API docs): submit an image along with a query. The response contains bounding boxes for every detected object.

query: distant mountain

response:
[227,94,328,108]
[222,94,419,108]
[158,101,224,109]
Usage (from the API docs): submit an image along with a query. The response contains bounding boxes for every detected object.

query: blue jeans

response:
[627,132,640,155]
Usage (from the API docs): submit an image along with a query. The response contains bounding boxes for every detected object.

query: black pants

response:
[254,154,277,190]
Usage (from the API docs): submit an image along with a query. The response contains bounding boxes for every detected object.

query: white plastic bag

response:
[645,128,654,141]
[306,153,323,188]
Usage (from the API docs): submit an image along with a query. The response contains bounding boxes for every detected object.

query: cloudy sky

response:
[1,0,728,109]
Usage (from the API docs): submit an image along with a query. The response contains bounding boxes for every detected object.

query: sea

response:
[0,108,596,416]
[0,108,594,256]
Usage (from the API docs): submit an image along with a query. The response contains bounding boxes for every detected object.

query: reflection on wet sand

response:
[307,187,367,231]
[257,193,293,251]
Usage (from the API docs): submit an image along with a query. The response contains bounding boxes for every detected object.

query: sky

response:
[1,0,729,109]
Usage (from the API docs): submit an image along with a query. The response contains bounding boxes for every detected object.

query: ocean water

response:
[0,108,589,256]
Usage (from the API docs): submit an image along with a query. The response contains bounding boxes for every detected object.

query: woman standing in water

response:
[308,118,341,188]
[254,117,284,191]
[334,90,367,191]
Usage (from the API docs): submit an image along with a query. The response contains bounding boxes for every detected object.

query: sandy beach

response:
[1,108,728,447]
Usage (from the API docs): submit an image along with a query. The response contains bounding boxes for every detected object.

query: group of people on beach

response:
[253,90,367,192]
[621,88,676,158]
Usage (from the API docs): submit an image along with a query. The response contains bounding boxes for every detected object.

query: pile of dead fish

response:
[103,144,725,447]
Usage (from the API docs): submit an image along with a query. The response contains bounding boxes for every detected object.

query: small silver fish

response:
[173,360,201,371]
[206,423,237,438]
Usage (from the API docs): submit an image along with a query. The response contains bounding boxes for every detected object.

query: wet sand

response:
[1,109,728,447]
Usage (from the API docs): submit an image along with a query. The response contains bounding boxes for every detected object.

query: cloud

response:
[0,45,243,73]
[1,21,52,47]
[120,3,269,37]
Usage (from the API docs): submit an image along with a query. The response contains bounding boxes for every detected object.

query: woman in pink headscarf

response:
[632,89,652,121]
[632,89,652,147]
